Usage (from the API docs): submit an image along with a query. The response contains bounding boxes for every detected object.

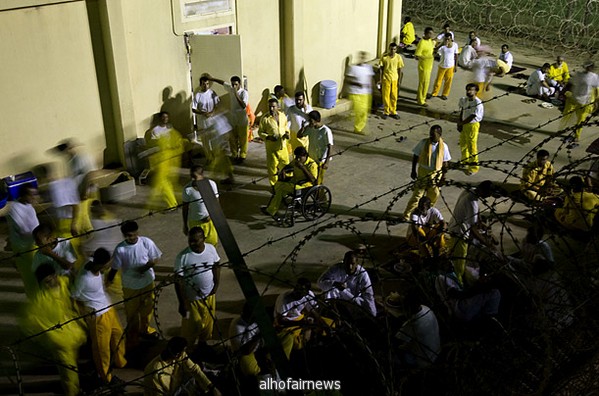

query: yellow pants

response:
[238,331,296,376]
[54,344,81,396]
[403,167,443,217]
[459,122,480,173]
[417,58,434,105]
[123,283,156,347]
[230,124,249,159]
[267,181,300,216]
[265,141,290,186]
[407,226,446,257]
[88,308,127,383]
[382,79,398,115]
[317,164,327,186]
[209,134,234,179]
[431,66,455,97]
[148,156,178,210]
[182,294,216,346]
[289,131,309,154]
[450,237,469,286]
[562,97,593,140]
[349,93,371,133]
[188,219,218,246]
[476,82,485,98]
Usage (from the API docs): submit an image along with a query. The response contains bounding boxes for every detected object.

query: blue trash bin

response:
[319,80,337,109]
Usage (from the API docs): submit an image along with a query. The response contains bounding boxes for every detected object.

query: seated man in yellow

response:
[260,146,317,222]
[144,336,222,396]
[555,176,599,232]
[521,149,555,201]
[547,55,570,91]
[400,16,416,47]
[406,197,446,258]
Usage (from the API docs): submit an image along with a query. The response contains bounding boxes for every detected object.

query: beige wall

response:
[0,1,105,176]
[119,0,192,137]
[236,0,281,116]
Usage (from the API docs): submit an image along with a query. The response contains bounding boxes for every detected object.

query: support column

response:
[377,0,388,57]
[95,0,138,166]
[386,0,403,46]
[280,0,304,97]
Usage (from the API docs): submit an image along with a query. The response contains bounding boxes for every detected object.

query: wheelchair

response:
[280,184,332,227]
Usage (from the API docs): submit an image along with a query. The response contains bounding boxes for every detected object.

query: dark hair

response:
[158,111,169,118]
[478,180,495,194]
[403,16,411,23]
[120,220,138,234]
[163,337,188,359]
[190,165,204,176]
[35,263,56,284]
[501,44,509,49]
[294,91,305,98]
[32,223,53,242]
[418,196,432,206]
[444,33,453,39]
[430,124,442,134]
[536,149,550,158]
[569,176,584,192]
[19,183,37,198]
[294,146,308,157]
[389,42,398,48]
[199,76,210,84]
[86,248,111,270]
[442,23,450,29]
[274,85,284,94]
[188,226,205,238]
[296,277,312,291]
[542,63,551,70]
[466,82,480,91]
[308,110,321,122]
[231,75,241,84]
[424,27,434,35]
[268,98,279,106]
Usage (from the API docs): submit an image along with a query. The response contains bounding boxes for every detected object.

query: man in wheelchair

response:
[261,146,318,222]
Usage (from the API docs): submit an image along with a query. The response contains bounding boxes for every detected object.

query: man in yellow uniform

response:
[457,83,484,175]
[379,43,404,119]
[548,56,570,87]
[258,99,290,186]
[562,61,599,148]
[261,146,318,221]
[520,150,555,201]
[144,337,222,395]
[415,27,435,106]
[555,176,599,232]
[400,16,416,47]
[402,125,451,219]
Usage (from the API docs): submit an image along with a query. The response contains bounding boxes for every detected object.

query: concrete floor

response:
[0,29,597,395]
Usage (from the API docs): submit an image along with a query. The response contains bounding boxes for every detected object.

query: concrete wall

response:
[0,1,105,176]
[236,0,282,117]
[119,0,191,137]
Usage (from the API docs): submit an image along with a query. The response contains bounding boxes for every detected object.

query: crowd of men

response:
[4,19,599,396]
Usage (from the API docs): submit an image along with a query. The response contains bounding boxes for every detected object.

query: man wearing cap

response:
[562,61,599,147]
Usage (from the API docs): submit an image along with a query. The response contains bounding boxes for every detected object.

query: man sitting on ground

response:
[144,337,221,395]
[526,63,555,100]
[317,251,377,317]
[406,197,446,258]
[547,56,570,94]
[260,146,318,222]
[555,176,599,232]
[520,149,556,201]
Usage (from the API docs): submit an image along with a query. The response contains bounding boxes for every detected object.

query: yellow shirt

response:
[556,191,599,232]
[258,111,289,150]
[521,161,554,191]
[548,62,570,83]
[291,156,318,189]
[415,38,435,60]
[401,22,416,45]
[144,351,212,395]
[379,53,405,81]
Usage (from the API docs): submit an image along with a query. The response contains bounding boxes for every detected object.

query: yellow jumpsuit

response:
[266,157,318,216]
[182,294,216,346]
[379,54,404,116]
[258,112,290,186]
[415,39,435,105]
[148,131,184,210]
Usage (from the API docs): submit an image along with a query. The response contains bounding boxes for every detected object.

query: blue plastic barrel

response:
[319,80,337,109]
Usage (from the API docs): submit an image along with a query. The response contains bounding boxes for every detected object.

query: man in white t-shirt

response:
[458,44,477,69]
[498,44,513,73]
[457,83,484,175]
[72,248,126,385]
[526,63,555,99]
[209,75,250,164]
[430,34,459,100]
[395,291,440,368]
[402,125,451,218]
[345,51,374,134]
[32,223,77,278]
[297,110,334,184]
[182,165,219,246]
[286,91,313,151]
[108,220,162,348]
[8,185,39,297]
[174,227,221,349]
[562,61,599,146]
[407,197,446,258]
[448,181,495,285]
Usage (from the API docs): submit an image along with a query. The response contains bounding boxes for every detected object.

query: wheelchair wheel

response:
[302,185,331,221]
